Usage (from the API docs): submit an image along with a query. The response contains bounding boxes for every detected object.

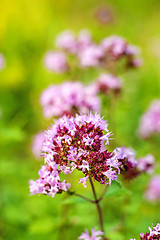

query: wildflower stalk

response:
[99,185,108,202]
[89,177,104,235]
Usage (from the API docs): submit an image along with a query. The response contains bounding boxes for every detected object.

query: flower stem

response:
[99,185,108,202]
[89,177,104,233]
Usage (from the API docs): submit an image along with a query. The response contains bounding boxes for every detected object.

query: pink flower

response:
[55,30,77,53]
[79,176,89,188]
[101,35,126,59]
[29,164,71,197]
[113,147,154,180]
[145,175,160,201]
[40,113,120,188]
[138,100,160,138]
[31,132,45,159]
[55,29,93,54]
[30,114,122,197]
[76,30,93,52]
[79,228,103,240]
[101,35,142,68]
[40,81,101,118]
[137,154,155,174]
[79,45,104,67]
[125,44,141,56]
[95,73,122,94]
[0,54,5,70]
[131,223,160,239]
[43,51,68,73]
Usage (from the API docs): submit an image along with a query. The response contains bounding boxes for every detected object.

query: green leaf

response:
[104,181,132,198]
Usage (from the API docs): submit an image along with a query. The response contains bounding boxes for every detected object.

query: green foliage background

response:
[0,0,160,239]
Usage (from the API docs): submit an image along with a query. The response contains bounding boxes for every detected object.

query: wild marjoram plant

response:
[30,30,158,240]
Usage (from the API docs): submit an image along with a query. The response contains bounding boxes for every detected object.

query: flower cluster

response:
[32,131,45,159]
[145,175,160,201]
[43,51,68,73]
[78,228,103,240]
[113,147,155,180]
[29,164,71,197]
[101,35,142,67]
[138,100,160,139]
[30,113,123,197]
[55,30,92,54]
[0,54,5,70]
[94,73,122,95]
[40,81,101,118]
[130,223,160,240]
[43,30,141,73]
[137,154,155,174]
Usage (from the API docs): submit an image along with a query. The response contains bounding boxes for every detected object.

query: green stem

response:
[89,177,104,234]
[74,192,95,203]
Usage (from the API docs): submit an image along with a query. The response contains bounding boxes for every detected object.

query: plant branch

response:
[98,185,109,202]
[74,192,95,203]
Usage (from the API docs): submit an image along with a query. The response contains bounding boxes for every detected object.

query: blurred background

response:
[0,0,160,239]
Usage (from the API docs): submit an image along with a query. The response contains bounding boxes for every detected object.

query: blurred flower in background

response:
[94,73,122,95]
[94,5,114,25]
[43,51,68,73]
[138,100,160,139]
[40,81,101,118]
[0,54,5,70]
[145,175,160,201]
[78,228,103,240]
[31,131,45,159]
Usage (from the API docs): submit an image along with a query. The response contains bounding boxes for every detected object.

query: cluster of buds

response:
[113,147,155,180]
[43,30,141,73]
[0,54,5,70]
[40,81,101,118]
[78,228,103,240]
[30,113,123,197]
[145,175,160,201]
[130,223,160,240]
[138,100,160,139]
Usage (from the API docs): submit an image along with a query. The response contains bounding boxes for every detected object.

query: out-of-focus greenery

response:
[0,0,160,239]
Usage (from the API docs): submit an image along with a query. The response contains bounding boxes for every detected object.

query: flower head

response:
[29,164,71,197]
[40,81,101,118]
[0,54,5,70]
[41,113,120,186]
[78,45,104,67]
[32,131,45,159]
[95,73,122,94]
[101,36,126,59]
[77,30,93,52]
[43,51,68,73]
[113,147,154,180]
[138,100,160,139]
[78,228,104,240]
[101,35,141,68]
[130,223,160,239]
[30,114,122,197]
[55,30,77,53]
[137,154,155,174]
[145,175,160,201]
